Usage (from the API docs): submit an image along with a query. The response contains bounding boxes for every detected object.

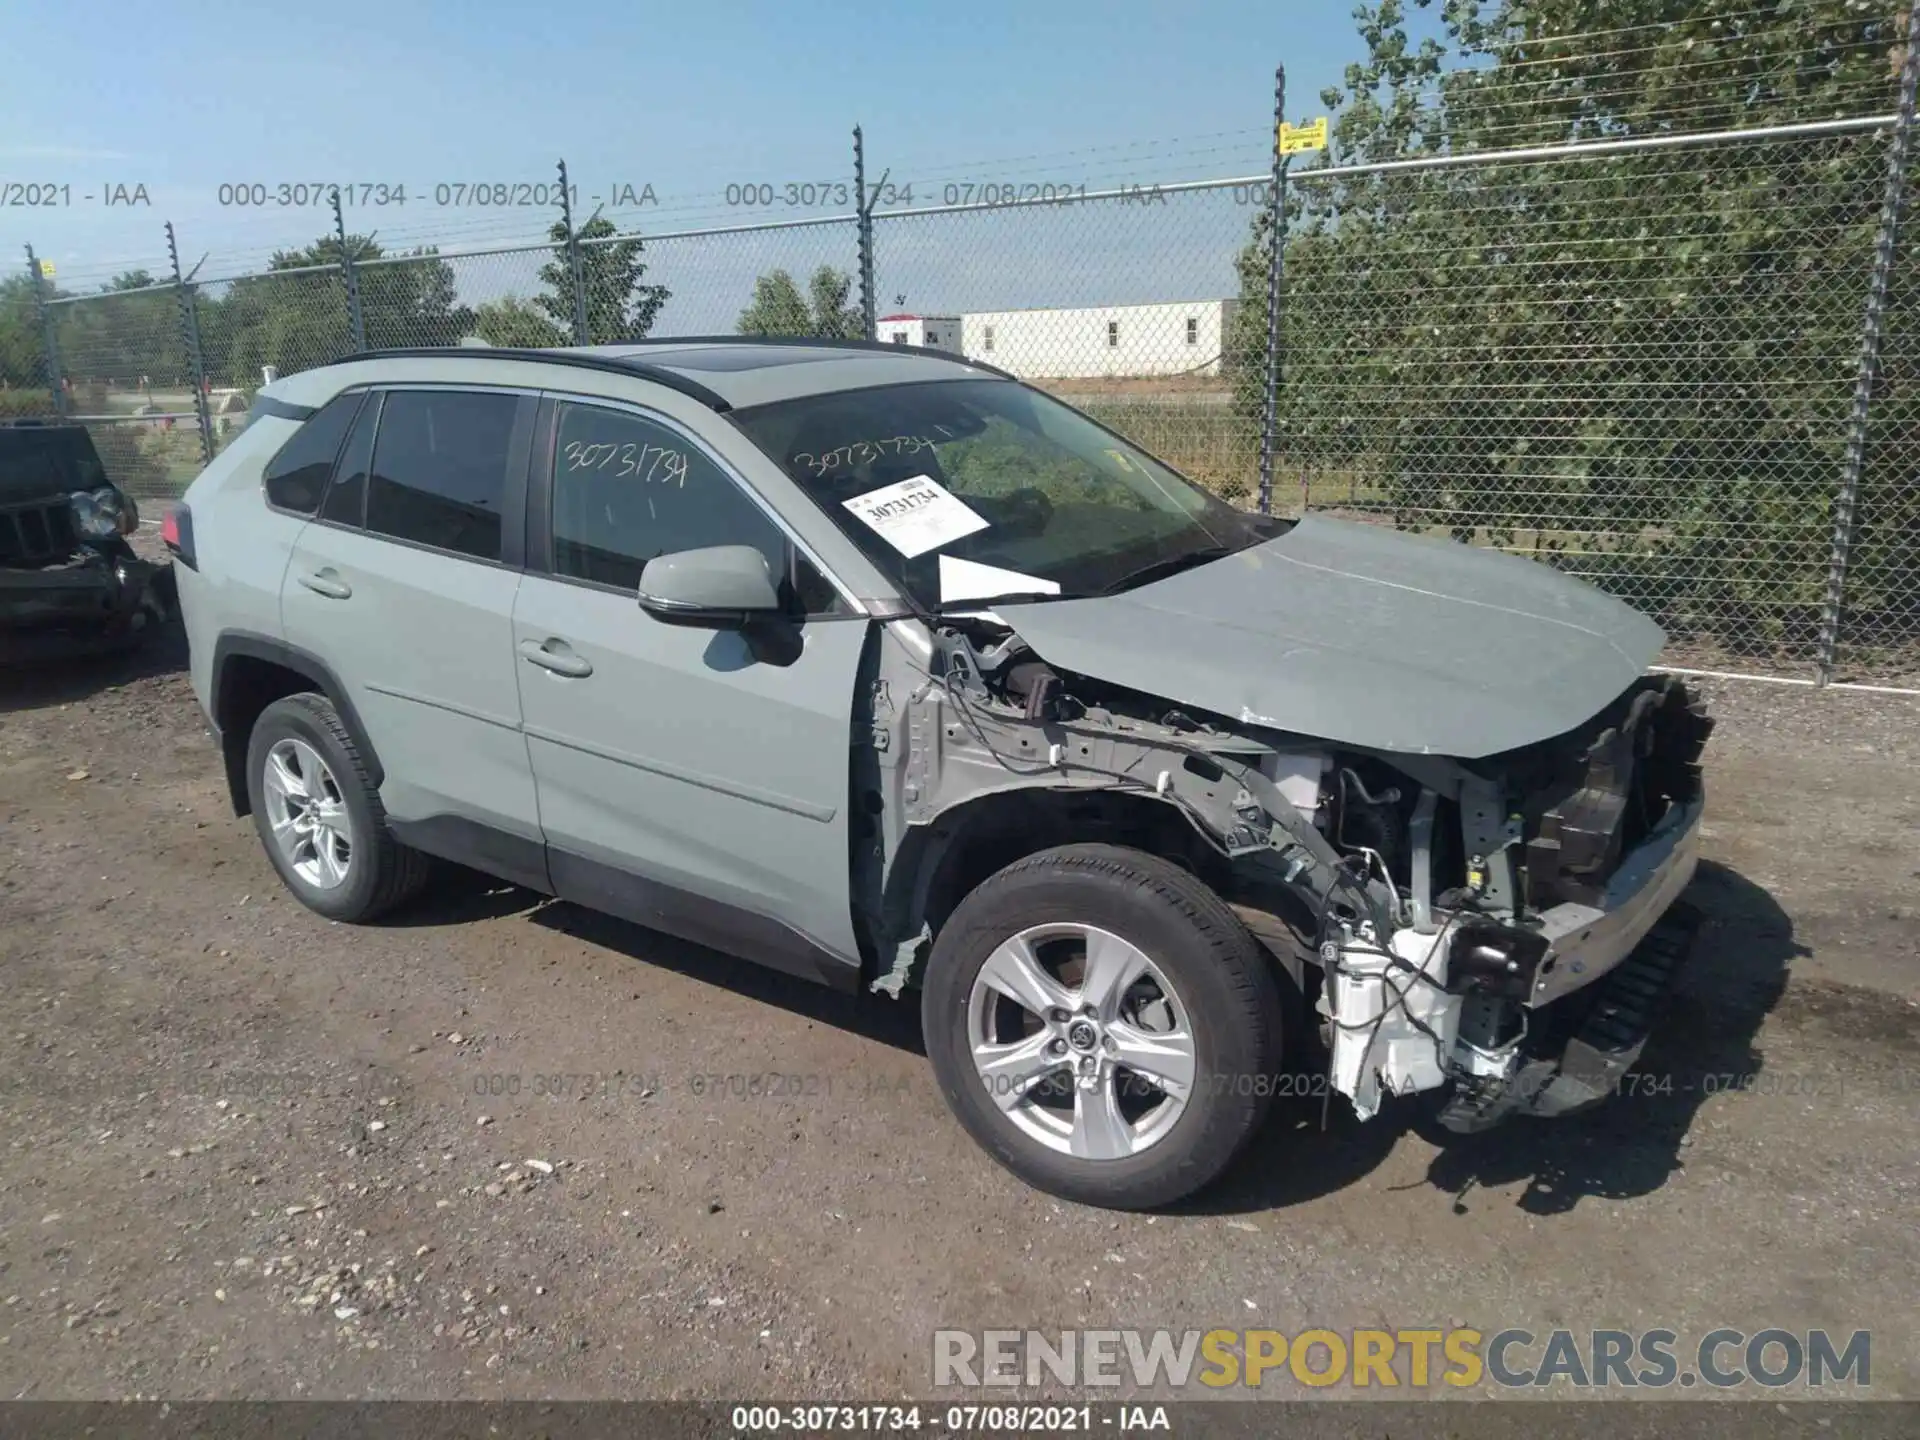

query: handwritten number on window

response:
[562,438,690,488]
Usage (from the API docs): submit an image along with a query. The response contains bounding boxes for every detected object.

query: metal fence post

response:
[854,125,878,341]
[24,245,67,418]
[1816,0,1920,684]
[334,187,366,352]
[167,222,215,465]
[1255,65,1287,516]
[557,159,590,345]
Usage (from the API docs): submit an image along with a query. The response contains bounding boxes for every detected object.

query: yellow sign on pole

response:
[37,259,55,277]
[1278,117,1329,155]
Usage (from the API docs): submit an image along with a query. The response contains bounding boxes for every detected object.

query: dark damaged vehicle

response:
[1,421,169,663]
[170,341,1712,1209]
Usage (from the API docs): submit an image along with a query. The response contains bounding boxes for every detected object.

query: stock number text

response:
[724,181,914,208]
[218,182,407,207]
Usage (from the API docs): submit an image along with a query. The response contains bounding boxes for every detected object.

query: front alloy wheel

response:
[924,843,1281,1209]
[968,922,1196,1160]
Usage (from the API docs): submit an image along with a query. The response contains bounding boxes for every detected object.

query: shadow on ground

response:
[381,852,1802,1218]
[389,862,928,1058]
[532,898,929,1057]
[0,618,187,714]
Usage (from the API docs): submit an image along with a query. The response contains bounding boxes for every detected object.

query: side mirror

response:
[637,545,782,628]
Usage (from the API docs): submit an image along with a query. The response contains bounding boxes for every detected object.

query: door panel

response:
[513,578,868,971]
[283,525,536,838]
[514,396,868,974]
[279,386,539,843]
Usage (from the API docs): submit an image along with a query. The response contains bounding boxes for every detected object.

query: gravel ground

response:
[0,602,1916,1403]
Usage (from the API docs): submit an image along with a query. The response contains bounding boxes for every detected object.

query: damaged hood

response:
[0,426,108,506]
[997,515,1665,758]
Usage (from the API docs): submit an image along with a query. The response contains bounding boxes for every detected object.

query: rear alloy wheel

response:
[260,737,354,891]
[245,693,431,923]
[923,844,1280,1209]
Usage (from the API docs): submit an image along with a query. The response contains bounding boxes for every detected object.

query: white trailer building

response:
[960,299,1237,380]
[876,313,964,353]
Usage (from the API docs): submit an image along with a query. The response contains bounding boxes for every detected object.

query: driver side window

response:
[550,403,844,615]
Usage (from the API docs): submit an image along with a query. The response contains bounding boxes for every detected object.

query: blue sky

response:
[2,0,1450,332]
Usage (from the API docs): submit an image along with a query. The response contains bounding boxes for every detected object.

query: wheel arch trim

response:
[209,630,386,814]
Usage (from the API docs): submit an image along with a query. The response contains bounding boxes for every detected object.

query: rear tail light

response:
[161,503,197,570]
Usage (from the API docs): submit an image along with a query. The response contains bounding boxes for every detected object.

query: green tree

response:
[736,269,812,335]
[1232,0,1911,651]
[472,294,568,348]
[807,266,863,339]
[0,275,52,398]
[78,271,179,385]
[532,216,670,343]
[198,234,471,382]
[736,265,862,337]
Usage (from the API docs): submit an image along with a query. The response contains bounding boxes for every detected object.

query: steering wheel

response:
[996,487,1053,537]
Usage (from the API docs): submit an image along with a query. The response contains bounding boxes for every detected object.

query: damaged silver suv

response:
[169,340,1711,1209]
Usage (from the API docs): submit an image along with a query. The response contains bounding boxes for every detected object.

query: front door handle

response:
[518,637,593,678]
[297,568,352,600]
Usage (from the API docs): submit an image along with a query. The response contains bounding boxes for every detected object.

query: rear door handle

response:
[518,637,593,678]
[297,568,352,600]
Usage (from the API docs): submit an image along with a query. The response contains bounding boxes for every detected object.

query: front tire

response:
[245,692,430,923]
[922,843,1280,1209]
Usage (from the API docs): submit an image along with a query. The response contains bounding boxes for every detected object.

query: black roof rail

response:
[606,332,1020,382]
[333,347,734,412]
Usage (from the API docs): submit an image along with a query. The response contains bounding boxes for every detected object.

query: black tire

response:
[149,565,179,621]
[245,692,431,923]
[922,843,1280,1210]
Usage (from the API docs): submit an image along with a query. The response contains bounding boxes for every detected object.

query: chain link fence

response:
[4,4,1915,687]
[618,218,865,338]
[1275,122,1892,675]
[0,288,53,419]
[199,263,353,393]
[1844,212,1920,684]
[38,281,208,502]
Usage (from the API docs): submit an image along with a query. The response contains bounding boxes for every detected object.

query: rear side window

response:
[263,393,364,514]
[366,390,518,561]
[320,393,380,527]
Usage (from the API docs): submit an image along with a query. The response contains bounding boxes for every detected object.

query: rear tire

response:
[922,843,1280,1209]
[245,692,431,923]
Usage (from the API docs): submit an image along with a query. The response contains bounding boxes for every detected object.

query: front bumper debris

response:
[0,551,162,663]
[1437,899,1703,1133]
[1525,795,1704,1007]
[1324,775,1707,1126]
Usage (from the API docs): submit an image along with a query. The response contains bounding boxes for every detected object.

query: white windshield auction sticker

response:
[938,554,1060,602]
[842,475,989,558]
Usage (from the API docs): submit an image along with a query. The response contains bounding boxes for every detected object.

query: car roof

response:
[275,338,1010,414]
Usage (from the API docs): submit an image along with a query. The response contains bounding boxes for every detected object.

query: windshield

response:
[730,378,1280,610]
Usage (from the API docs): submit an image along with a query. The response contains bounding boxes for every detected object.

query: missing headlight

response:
[67,486,133,541]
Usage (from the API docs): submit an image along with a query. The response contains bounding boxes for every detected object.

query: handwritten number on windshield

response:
[791,433,933,477]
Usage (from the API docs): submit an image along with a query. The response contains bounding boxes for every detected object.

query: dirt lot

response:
[1,595,1917,1403]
